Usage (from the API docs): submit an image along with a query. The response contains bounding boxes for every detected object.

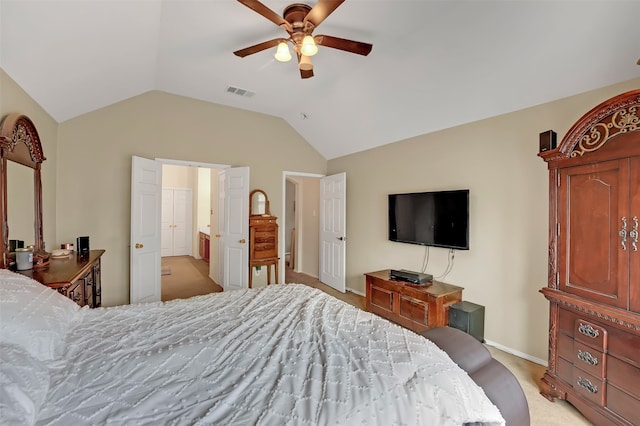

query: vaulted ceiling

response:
[1,1,639,159]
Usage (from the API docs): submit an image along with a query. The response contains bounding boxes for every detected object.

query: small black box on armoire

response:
[448,301,485,342]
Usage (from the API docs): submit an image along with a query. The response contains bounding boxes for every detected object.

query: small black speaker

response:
[539,130,557,152]
[449,301,485,342]
[76,236,90,257]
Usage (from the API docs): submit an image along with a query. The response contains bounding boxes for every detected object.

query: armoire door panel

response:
[559,160,629,308]
[630,156,640,313]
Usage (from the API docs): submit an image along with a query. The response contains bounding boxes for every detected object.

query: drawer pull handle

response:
[631,216,638,252]
[578,323,600,338]
[619,217,628,251]
[577,349,598,366]
[577,377,598,394]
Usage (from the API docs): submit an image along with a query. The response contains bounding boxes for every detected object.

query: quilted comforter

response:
[36,284,504,425]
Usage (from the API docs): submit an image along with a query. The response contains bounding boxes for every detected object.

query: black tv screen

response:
[388,189,469,250]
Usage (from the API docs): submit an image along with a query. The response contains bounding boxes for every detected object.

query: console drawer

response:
[370,285,393,313]
[399,295,428,326]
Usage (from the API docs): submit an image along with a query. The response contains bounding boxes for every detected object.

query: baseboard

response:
[484,339,548,367]
[347,286,365,297]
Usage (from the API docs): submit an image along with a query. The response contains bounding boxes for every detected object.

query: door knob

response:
[239,239,246,244]
[135,243,144,249]
[215,234,221,238]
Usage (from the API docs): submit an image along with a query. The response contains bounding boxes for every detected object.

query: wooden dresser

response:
[249,215,278,288]
[365,269,463,333]
[17,249,104,308]
[538,89,640,425]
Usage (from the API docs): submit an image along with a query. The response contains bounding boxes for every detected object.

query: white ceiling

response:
[1,1,639,160]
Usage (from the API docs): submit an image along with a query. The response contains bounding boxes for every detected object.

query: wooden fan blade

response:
[300,68,314,79]
[314,35,372,56]
[234,38,282,57]
[236,0,292,32]
[304,0,345,28]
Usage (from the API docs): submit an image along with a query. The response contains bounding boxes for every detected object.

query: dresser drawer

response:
[573,368,606,406]
[606,384,640,425]
[66,281,86,307]
[399,295,428,326]
[574,318,607,350]
[573,341,605,378]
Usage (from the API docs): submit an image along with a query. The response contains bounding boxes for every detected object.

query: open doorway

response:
[160,163,222,301]
[283,175,321,281]
[281,171,347,292]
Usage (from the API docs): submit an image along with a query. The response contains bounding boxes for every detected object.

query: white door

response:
[319,172,346,292]
[161,188,192,257]
[130,156,162,304]
[217,167,249,291]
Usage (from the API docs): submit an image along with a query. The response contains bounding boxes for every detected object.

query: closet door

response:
[558,159,629,309]
[161,189,174,257]
[161,188,193,257]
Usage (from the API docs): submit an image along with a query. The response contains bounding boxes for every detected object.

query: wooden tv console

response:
[365,269,463,333]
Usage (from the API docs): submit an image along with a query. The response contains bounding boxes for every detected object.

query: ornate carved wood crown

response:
[540,89,640,162]
[0,113,46,167]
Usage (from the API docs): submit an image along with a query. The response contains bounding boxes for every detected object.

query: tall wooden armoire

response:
[538,89,640,425]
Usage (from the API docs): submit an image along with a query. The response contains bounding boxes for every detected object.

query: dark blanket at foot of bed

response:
[421,326,530,426]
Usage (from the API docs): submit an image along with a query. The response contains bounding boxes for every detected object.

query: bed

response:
[0,269,528,425]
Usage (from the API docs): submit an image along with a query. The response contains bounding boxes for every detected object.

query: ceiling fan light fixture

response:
[299,54,313,71]
[300,35,318,56]
[274,42,292,62]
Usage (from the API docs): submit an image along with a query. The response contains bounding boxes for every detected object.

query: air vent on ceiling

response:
[226,85,255,98]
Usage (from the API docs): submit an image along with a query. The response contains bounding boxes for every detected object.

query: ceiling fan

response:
[233,0,373,79]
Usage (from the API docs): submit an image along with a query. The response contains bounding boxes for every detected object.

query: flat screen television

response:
[388,189,469,250]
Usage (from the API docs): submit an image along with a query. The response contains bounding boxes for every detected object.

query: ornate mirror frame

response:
[249,189,270,216]
[0,113,46,269]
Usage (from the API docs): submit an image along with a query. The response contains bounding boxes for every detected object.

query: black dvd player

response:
[389,269,433,285]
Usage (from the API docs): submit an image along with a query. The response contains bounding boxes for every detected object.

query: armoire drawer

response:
[606,384,640,425]
[607,355,640,400]
[574,318,607,350]
[573,341,605,378]
[572,368,605,406]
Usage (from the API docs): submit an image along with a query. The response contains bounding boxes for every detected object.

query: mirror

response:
[0,114,46,269]
[7,161,35,248]
[250,189,270,216]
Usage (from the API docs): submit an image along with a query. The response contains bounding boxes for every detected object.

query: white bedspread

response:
[37,284,504,425]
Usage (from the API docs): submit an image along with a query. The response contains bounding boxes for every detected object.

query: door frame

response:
[131,157,231,302]
[280,171,325,284]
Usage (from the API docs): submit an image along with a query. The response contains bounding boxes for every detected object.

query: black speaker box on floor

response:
[449,301,485,342]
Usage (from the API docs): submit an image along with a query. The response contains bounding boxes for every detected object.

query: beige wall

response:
[1,69,59,254]
[328,77,640,362]
[55,90,326,306]
[4,65,639,362]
